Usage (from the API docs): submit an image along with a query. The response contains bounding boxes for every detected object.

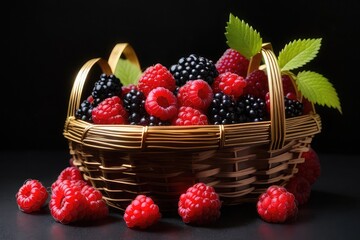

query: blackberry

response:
[123,89,147,125]
[169,54,219,87]
[91,73,122,106]
[236,94,267,122]
[75,97,94,122]
[139,115,171,126]
[207,92,238,125]
[284,97,303,118]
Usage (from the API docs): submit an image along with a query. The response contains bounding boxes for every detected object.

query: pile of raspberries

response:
[75,48,306,126]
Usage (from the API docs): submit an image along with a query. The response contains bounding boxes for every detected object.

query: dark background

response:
[3,0,358,154]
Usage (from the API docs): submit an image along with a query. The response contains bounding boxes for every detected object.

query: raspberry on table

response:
[177,79,213,112]
[178,182,222,226]
[49,180,87,224]
[145,87,178,121]
[16,179,49,213]
[81,185,109,221]
[92,96,128,124]
[137,63,176,97]
[257,185,298,223]
[124,195,161,229]
[173,106,209,126]
[215,48,249,77]
[285,175,311,206]
[297,147,321,185]
[216,72,247,99]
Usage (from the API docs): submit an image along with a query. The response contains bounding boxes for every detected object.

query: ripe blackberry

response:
[75,96,94,122]
[236,94,267,122]
[169,54,219,87]
[284,96,303,118]
[208,92,238,125]
[123,89,147,125]
[91,73,122,106]
[139,115,171,126]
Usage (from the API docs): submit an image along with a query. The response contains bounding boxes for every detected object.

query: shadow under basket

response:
[63,43,322,213]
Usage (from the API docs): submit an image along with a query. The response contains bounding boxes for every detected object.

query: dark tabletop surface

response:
[1,151,359,240]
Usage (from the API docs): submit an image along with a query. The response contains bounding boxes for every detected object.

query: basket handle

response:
[108,43,141,73]
[249,43,285,151]
[66,58,113,118]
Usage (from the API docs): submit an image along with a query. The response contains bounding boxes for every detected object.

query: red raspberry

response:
[145,87,178,121]
[285,175,311,206]
[124,195,161,229]
[215,72,247,99]
[51,166,85,191]
[49,181,86,224]
[51,179,88,192]
[16,179,48,213]
[92,96,128,124]
[282,74,296,96]
[257,185,298,223]
[173,106,208,126]
[215,48,249,77]
[243,69,268,99]
[178,182,221,225]
[177,79,213,111]
[81,185,109,221]
[137,63,176,97]
[297,147,321,185]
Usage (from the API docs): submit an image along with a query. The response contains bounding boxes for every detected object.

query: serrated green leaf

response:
[225,13,262,59]
[296,71,342,113]
[114,58,142,86]
[278,38,322,71]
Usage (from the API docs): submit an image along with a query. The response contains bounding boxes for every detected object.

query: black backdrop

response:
[3,0,359,154]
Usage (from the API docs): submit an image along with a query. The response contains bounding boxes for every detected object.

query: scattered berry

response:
[91,74,123,106]
[16,179,49,213]
[285,175,311,205]
[178,182,221,226]
[173,106,209,125]
[216,72,247,99]
[49,180,86,224]
[92,96,128,124]
[124,195,161,229]
[215,48,249,77]
[177,79,213,112]
[81,185,109,221]
[243,69,268,99]
[170,54,219,86]
[137,63,176,97]
[145,87,178,121]
[297,147,321,185]
[257,185,298,223]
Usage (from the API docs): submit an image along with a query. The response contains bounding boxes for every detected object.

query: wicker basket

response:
[63,43,322,212]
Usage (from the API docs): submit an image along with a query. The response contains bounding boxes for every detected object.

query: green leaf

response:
[225,13,262,59]
[296,71,342,113]
[114,58,142,86]
[278,38,322,71]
